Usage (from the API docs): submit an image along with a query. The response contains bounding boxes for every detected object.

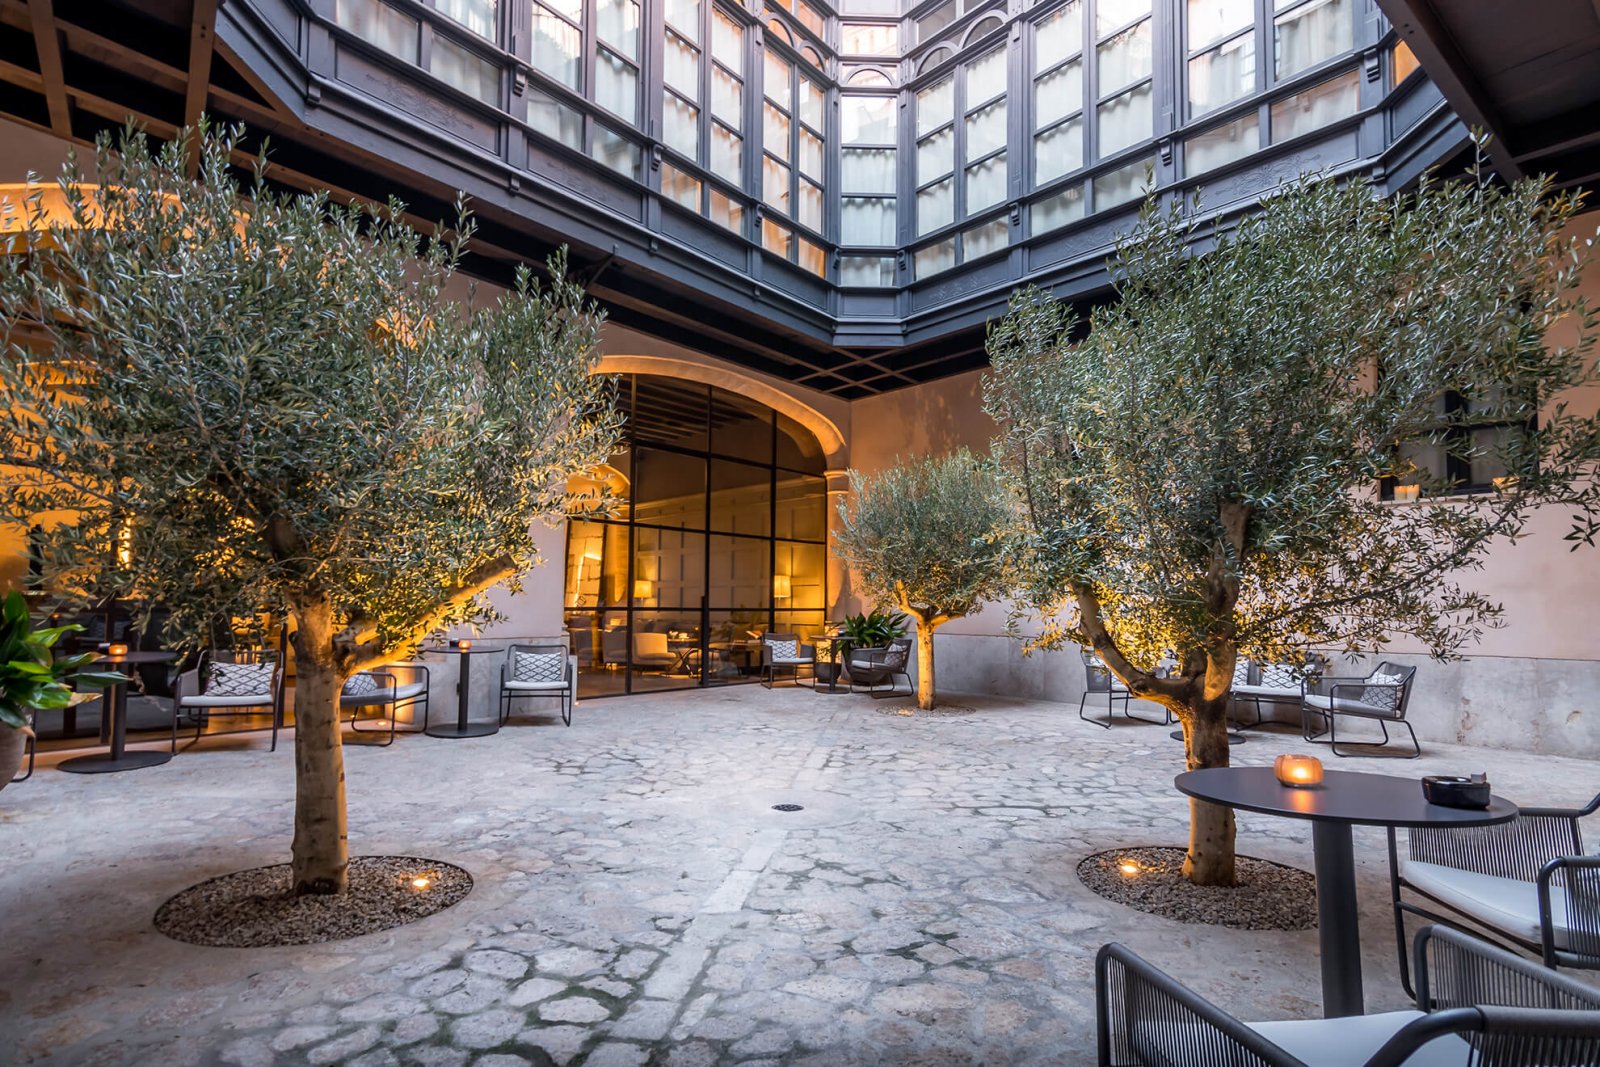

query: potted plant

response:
[0,592,125,791]
[836,609,909,651]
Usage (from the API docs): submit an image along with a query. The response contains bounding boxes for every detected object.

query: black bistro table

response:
[59,650,179,774]
[423,644,502,739]
[1175,766,1517,1018]
[812,635,850,694]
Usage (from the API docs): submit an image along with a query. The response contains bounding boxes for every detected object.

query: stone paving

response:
[2,685,1596,1066]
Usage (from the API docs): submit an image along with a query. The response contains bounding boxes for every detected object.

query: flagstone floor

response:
[2,685,1594,1066]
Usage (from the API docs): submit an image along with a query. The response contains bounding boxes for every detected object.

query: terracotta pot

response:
[0,722,29,792]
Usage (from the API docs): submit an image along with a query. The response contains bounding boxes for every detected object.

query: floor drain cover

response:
[772,803,805,812]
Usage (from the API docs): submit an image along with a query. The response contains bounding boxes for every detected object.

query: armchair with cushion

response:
[340,663,431,746]
[1228,659,1308,729]
[1301,661,1419,757]
[1390,789,1600,994]
[846,637,911,697]
[499,643,576,726]
[172,650,284,751]
[1079,649,1170,728]
[632,632,678,672]
[1097,924,1600,1067]
[760,632,815,688]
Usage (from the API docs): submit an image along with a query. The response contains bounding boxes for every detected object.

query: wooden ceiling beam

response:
[25,0,70,137]
[183,0,218,173]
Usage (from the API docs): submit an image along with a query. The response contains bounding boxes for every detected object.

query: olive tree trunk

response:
[289,594,349,895]
[1179,700,1237,886]
[915,622,936,711]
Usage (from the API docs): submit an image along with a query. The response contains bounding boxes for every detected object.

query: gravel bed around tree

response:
[154,856,472,947]
[874,702,980,717]
[1077,846,1316,930]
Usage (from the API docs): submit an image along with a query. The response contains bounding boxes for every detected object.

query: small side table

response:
[812,636,850,694]
[423,645,502,739]
[59,651,179,774]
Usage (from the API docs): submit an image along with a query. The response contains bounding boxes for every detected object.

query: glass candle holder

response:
[107,643,129,657]
[1274,753,1324,788]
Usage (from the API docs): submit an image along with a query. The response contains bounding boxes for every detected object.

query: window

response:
[962,47,1007,217]
[961,217,1008,260]
[1033,182,1085,232]
[1274,0,1351,80]
[1094,1,1152,159]
[532,3,582,88]
[762,43,827,247]
[1185,112,1258,174]
[663,18,701,162]
[1092,153,1153,210]
[1187,0,1255,120]
[839,254,896,286]
[1270,68,1358,141]
[710,8,745,178]
[1389,391,1534,498]
[1033,2,1084,187]
[529,88,582,147]
[591,125,641,178]
[841,147,897,246]
[437,0,497,39]
[913,237,956,278]
[1391,38,1420,86]
[337,0,419,62]
[842,23,898,54]
[432,37,499,103]
[661,162,702,210]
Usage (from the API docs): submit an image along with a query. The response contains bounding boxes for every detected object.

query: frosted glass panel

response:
[597,0,640,60]
[661,163,701,210]
[533,7,581,88]
[798,181,823,231]
[666,0,699,38]
[1035,1,1083,70]
[595,47,638,122]
[1275,0,1351,79]
[1035,116,1083,183]
[842,196,897,244]
[962,218,1008,259]
[1188,33,1254,117]
[1097,81,1151,157]
[1035,59,1083,129]
[1097,0,1149,35]
[665,32,699,97]
[914,238,955,277]
[591,127,641,178]
[917,78,954,136]
[1187,0,1253,49]
[432,38,498,103]
[1033,183,1085,232]
[437,0,496,38]
[765,52,792,109]
[664,94,700,158]
[529,88,581,148]
[763,157,791,212]
[966,48,1006,106]
[709,188,742,232]
[965,100,1007,162]
[711,123,742,172]
[765,103,791,160]
[712,8,741,64]
[917,126,954,184]
[799,129,823,177]
[338,0,419,61]
[712,65,742,121]
[1270,68,1359,140]
[843,148,897,193]
[1093,155,1152,209]
[965,154,1006,215]
[1097,21,1151,95]
[917,177,954,235]
[798,77,824,129]
[840,255,896,286]
[1186,112,1258,174]
[843,23,899,54]
[843,95,897,143]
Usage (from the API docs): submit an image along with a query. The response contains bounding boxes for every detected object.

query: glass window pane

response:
[794,0,825,36]
[337,0,419,62]
[1096,0,1149,35]
[763,157,791,212]
[544,0,582,23]
[1097,20,1151,96]
[1392,38,1420,85]
[665,32,699,97]
[666,0,700,39]
[1035,0,1083,70]
[918,0,959,42]
[962,217,1008,259]
[664,94,700,158]
[707,536,770,609]
[712,7,742,66]
[798,76,824,129]
[841,196,896,244]
[596,47,639,122]
[917,176,954,235]
[532,5,581,89]
[635,448,707,527]
[710,460,772,535]
[530,87,582,148]
[711,122,743,172]
[1093,154,1153,210]
[799,128,823,177]
[797,237,826,277]
[709,187,743,231]
[843,147,897,192]
[764,51,792,109]
[839,254,897,286]
[761,217,793,257]
[1269,67,1358,139]
[712,64,743,121]
[632,378,707,449]
[843,23,899,54]
[711,389,774,462]
[1033,182,1085,232]
[1187,0,1253,50]
[598,0,640,59]
[965,100,1007,162]
[591,125,641,178]
[1097,81,1151,157]
[777,417,825,474]
[965,153,1005,215]
[914,238,956,278]
[798,180,823,231]
[917,77,954,136]
[1188,32,1255,118]
[773,542,825,608]
[661,161,702,210]
[633,529,708,608]
[564,519,626,609]
[764,102,792,159]
[843,95,897,143]
[1185,111,1258,173]
[437,0,496,38]
[1035,116,1083,183]
[965,47,1006,105]
[1035,59,1083,129]
[917,127,954,184]
[432,37,499,103]
[1275,0,1351,79]
[775,474,826,536]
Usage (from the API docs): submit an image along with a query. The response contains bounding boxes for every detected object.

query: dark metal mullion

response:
[623,375,638,695]
[769,412,778,637]
[700,382,713,687]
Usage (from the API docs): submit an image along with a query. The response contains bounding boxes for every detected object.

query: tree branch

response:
[337,553,521,672]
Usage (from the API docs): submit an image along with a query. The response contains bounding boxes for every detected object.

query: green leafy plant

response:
[0,592,124,731]
[836,609,908,649]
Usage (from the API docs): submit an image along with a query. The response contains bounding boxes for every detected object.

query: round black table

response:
[1175,766,1517,1018]
[423,645,501,739]
[59,651,179,774]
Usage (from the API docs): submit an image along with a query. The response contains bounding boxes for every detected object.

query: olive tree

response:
[984,167,1599,885]
[833,450,1009,710]
[0,125,621,894]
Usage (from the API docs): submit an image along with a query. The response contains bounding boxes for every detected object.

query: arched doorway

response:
[564,375,829,697]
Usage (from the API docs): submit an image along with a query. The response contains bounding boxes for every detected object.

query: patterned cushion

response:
[766,638,798,661]
[342,671,379,696]
[207,661,272,697]
[1232,659,1251,688]
[1363,670,1405,712]
[1259,663,1304,690]
[512,651,565,684]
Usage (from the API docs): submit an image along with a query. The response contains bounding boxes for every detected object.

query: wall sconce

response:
[1274,753,1324,788]
[633,579,653,600]
[773,574,792,600]
[1394,484,1420,504]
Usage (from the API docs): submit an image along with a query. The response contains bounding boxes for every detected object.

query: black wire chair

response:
[1096,925,1600,1067]
[1300,661,1420,758]
[846,637,912,698]
[1390,790,1600,995]
[340,663,431,746]
[499,644,575,727]
[1079,649,1170,728]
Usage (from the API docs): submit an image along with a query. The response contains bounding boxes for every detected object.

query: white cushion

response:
[504,679,569,692]
[1362,670,1405,711]
[1231,683,1301,698]
[179,693,273,708]
[1303,693,1396,717]
[1259,663,1304,689]
[1247,1011,1469,1066]
[343,672,380,696]
[1403,860,1577,949]
[339,681,427,706]
[770,657,811,665]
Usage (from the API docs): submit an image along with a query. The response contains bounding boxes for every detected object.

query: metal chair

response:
[1228,660,1307,729]
[340,663,431,745]
[1390,790,1600,995]
[759,632,816,688]
[1079,649,1170,728]
[1096,924,1600,1067]
[172,648,284,751]
[846,637,912,697]
[1301,661,1420,758]
[499,643,575,726]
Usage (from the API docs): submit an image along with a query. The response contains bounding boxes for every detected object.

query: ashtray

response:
[1422,776,1492,809]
